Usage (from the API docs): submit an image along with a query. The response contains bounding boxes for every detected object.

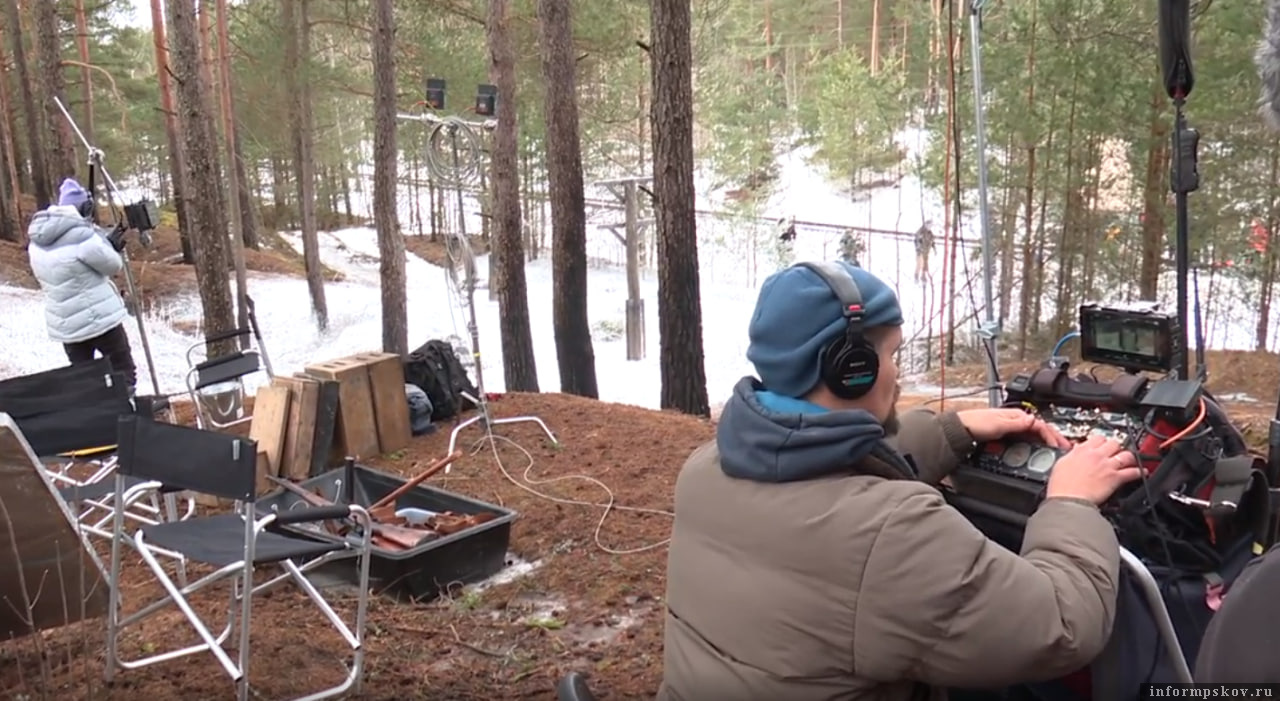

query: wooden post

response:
[623,180,645,360]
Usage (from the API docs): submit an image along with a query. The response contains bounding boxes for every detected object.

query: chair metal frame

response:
[104,416,372,701]
[184,298,274,431]
[0,362,194,549]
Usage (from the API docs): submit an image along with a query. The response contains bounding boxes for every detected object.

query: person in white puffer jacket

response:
[27,178,137,390]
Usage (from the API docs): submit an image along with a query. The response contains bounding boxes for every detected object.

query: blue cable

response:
[1051,331,1080,358]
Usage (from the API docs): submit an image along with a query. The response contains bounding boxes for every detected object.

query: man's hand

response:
[955,408,1071,449]
[1046,435,1142,504]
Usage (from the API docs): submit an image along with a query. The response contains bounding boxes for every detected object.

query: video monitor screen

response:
[1079,306,1177,373]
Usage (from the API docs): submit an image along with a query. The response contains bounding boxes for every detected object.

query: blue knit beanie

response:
[747,261,904,398]
[58,178,89,208]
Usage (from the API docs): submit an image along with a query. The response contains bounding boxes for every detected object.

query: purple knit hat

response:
[58,178,89,208]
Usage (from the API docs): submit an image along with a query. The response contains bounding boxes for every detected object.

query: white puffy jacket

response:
[27,205,127,344]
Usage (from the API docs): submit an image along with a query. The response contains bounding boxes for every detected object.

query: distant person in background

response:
[914,219,935,283]
[839,228,864,266]
[775,217,797,268]
[27,178,137,391]
[777,216,797,243]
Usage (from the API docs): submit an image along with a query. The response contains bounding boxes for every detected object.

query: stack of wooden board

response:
[248,352,413,485]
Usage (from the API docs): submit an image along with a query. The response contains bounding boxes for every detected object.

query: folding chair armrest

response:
[118,480,165,509]
[269,504,358,527]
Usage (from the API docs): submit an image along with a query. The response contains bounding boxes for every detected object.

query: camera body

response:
[123,199,159,232]
[1079,301,1183,374]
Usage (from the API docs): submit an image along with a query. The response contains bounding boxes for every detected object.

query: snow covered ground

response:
[1,134,1270,408]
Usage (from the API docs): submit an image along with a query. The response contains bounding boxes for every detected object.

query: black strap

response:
[1208,456,1254,516]
[86,161,98,225]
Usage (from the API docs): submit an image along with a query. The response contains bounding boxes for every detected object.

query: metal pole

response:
[450,126,484,394]
[968,2,1001,407]
[1172,102,1191,380]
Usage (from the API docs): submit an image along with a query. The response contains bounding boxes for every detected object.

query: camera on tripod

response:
[122,198,159,233]
[1079,301,1183,374]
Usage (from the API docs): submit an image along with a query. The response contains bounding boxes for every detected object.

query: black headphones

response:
[795,261,880,400]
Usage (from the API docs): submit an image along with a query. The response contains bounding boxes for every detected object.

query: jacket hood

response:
[28,206,92,248]
[716,376,914,483]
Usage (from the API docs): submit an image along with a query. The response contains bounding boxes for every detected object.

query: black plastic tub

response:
[256,464,516,601]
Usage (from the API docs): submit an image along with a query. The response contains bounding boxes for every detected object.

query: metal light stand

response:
[968,1,1001,408]
[395,106,557,469]
[52,97,162,399]
[1170,97,1197,380]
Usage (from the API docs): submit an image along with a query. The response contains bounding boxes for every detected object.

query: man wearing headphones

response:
[659,262,1142,701]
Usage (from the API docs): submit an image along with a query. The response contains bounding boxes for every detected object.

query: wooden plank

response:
[255,450,271,494]
[284,378,321,480]
[304,357,380,460]
[247,384,291,478]
[270,376,304,479]
[309,379,341,477]
[352,352,411,453]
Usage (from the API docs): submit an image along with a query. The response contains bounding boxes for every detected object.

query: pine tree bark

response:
[232,112,260,249]
[213,0,257,251]
[0,34,20,239]
[650,0,710,416]
[150,0,193,263]
[1138,85,1169,300]
[32,0,77,180]
[3,0,49,206]
[165,0,236,355]
[72,0,94,145]
[371,0,406,355]
[214,0,248,335]
[283,0,328,330]
[487,0,539,392]
[537,0,598,398]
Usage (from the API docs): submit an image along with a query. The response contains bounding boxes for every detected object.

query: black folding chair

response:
[185,298,274,430]
[104,415,373,701]
[0,361,191,541]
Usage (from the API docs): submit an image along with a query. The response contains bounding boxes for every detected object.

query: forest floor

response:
[6,380,1280,699]
[402,232,490,269]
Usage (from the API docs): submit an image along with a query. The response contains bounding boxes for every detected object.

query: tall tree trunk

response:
[487,0,539,391]
[1257,150,1280,351]
[215,0,248,334]
[284,0,328,329]
[4,0,49,206]
[1138,85,1170,299]
[165,0,236,354]
[870,0,881,74]
[32,0,76,180]
[72,0,93,145]
[537,0,598,398]
[232,119,260,249]
[0,36,21,229]
[150,0,193,263]
[651,0,709,416]
[212,0,258,250]
[0,70,14,242]
[372,0,406,355]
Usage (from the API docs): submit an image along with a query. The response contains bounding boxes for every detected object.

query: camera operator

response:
[26,178,137,392]
[659,261,1142,701]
